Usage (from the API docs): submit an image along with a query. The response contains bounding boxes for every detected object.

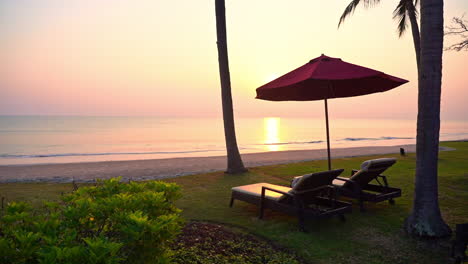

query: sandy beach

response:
[1,144,443,183]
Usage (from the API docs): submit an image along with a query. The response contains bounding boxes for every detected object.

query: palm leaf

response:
[393,0,418,37]
[393,0,408,37]
[338,0,381,27]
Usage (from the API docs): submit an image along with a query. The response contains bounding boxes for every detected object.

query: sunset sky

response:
[1,0,467,120]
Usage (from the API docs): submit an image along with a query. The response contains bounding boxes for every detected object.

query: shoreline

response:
[0,144,456,183]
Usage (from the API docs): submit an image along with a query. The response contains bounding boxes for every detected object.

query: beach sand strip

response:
[0,144,454,183]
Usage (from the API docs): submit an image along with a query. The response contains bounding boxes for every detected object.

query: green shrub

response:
[0,178,183,264]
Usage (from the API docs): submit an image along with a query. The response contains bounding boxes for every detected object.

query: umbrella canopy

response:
[256,54,408,101]
[256,54,408,169]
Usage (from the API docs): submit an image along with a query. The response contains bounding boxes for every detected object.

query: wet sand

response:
[0,144,453,183]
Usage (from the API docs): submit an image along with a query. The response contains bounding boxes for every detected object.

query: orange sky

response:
[1,0,467,120]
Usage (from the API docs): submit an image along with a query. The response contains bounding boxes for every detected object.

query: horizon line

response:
[1,114,467,122]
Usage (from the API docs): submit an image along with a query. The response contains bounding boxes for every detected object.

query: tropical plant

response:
[0,178,183,263]
[404,0,451,237]
[338,0,451,237]
[214,0,248,174]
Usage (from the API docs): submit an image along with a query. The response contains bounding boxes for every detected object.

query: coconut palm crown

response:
[339,0,418,36]
[338,0,421,71]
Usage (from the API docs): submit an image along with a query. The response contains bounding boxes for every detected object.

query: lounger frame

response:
[230,185,352,231]
[334,169,401,211]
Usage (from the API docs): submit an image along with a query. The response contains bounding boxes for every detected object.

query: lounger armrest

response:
[351,169,359,176]
[260,186,300,208]
[263,186,324,209]
[261,186,293,198]
[335,177,362,193]
[336,177,353,183]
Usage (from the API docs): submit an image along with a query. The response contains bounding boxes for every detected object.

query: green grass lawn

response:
[1,141,467,264]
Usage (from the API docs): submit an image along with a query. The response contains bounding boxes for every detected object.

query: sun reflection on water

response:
[264,117,281,151]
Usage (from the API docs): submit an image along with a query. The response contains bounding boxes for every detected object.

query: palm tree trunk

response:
[407,0,421,72]
[405,0,451,237]
[214,0,247,174]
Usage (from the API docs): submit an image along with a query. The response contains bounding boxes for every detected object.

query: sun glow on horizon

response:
[264,117,281,151]
[0,0,467,119]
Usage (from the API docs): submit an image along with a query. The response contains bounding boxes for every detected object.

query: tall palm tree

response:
[339,0,450,237]
[404,0,451,237]
[339,0,421,70]
[214,0,247,174]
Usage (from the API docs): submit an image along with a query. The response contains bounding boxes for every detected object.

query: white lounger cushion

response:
[231,183,291,201]
[332,179,346,187]
[360,158,397,171]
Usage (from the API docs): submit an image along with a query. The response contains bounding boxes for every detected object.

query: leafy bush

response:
[0,178,183,264]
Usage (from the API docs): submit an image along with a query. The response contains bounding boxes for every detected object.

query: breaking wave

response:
[0,149,223,159]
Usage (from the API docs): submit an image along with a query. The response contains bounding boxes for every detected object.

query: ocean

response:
[0,116,467,165]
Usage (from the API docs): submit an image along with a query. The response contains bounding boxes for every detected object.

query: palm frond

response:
[338,0,361,27]
[392,0,418,37]
[393,0,408,37]
[362,0,381,8]
[338,0,381,27]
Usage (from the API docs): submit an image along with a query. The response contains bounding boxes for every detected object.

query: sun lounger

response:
[330,158,401,211]
[230,169,352,231]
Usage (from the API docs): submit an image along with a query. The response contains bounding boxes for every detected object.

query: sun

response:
[264,117,281,151]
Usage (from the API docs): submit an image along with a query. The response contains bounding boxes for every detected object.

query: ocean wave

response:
[0,129,76,133]
[341,136,413,141]
[261,140,323,146]
[0,149,223,159]
[440,132,468,136]
[260,136,412,145]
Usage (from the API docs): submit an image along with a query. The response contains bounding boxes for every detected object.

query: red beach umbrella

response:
[256,54,408,169]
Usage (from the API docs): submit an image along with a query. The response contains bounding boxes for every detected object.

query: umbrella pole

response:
[324,98,331,170]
